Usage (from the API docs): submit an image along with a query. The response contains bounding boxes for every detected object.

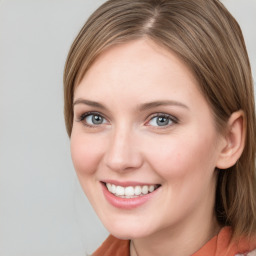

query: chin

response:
[103,218,155,240]
[109,229,148,240]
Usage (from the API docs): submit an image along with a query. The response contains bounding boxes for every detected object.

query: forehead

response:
[75,39,200,99]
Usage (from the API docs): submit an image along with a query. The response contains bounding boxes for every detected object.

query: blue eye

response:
[79,113,107,126]
[86,114,106,125]
[147,114,176,127]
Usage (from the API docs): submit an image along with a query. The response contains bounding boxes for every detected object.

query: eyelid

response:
[75,111,178,128]
[76,111,109,127]
[76,111,100,121]
[145,112,179,127]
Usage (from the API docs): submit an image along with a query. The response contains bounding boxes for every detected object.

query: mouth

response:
[102,182,161,198]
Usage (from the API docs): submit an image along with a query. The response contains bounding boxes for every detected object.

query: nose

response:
[104,127,143,172]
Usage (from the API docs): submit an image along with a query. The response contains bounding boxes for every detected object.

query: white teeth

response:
[111,184,116,194]
[125,186,134,196]
[142,185,148,194]
[106,183,112,191]
[105,183,159,198]
[116,186,125,196]
[134,186,141,196]
[149,185,154,193]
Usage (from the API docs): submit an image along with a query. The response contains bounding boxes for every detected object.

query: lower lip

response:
[101,183,160,210]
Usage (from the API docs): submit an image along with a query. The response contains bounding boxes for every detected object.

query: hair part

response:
[63,0,256,239]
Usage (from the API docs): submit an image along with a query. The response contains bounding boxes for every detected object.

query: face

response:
[71,39,224,240]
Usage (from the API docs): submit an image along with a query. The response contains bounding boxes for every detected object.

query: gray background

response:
[0,0,255,255]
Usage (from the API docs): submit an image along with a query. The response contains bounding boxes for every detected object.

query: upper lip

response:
[101,180,160,187]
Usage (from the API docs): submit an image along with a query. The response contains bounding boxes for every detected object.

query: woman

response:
[63,0,256,255]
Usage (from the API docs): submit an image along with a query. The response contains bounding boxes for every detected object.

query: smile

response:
[101,181,161,209]
[105,183,160,198]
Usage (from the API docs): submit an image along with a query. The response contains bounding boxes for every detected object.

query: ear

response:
[216,110,246,169]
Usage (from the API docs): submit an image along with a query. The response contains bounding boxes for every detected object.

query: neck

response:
[130,214,220,256]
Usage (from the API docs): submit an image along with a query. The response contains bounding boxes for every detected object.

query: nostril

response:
[104,133,143,172]
[104,153,144,172]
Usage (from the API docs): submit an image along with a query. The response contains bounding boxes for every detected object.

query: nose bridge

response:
[104,124,142,172]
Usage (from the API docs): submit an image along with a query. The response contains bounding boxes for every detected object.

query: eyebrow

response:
[73,99,107,110]
[138,100,189,111]
[73,98,189,111]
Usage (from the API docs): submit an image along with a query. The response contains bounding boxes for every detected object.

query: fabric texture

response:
[193,227,256,256]
[92,227,256,256]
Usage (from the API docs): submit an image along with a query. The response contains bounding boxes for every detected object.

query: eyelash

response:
[146,113,179,128]
[76,111,108,128]
[76,112,179,128]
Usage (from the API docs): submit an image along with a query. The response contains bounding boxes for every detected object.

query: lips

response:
[101,181,161,209]
[105,183,160,198]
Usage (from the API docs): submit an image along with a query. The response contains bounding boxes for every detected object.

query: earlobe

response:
[216,110,246,169]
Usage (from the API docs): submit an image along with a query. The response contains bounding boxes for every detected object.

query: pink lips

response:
[101,182,160,210]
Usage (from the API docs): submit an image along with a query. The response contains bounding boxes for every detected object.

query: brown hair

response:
[63,0,256,238]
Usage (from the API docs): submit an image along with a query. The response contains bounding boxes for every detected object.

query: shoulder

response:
[92,235,130,256]
[193,227,256,256]
[217,227,256,256]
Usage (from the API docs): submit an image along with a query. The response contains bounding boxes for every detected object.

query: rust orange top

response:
[93,227,256,256]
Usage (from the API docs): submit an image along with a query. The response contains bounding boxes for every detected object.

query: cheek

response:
[70,132,104,176]
[144,131,218,181]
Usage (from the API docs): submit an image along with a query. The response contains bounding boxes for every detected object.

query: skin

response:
[70,39,228,256]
